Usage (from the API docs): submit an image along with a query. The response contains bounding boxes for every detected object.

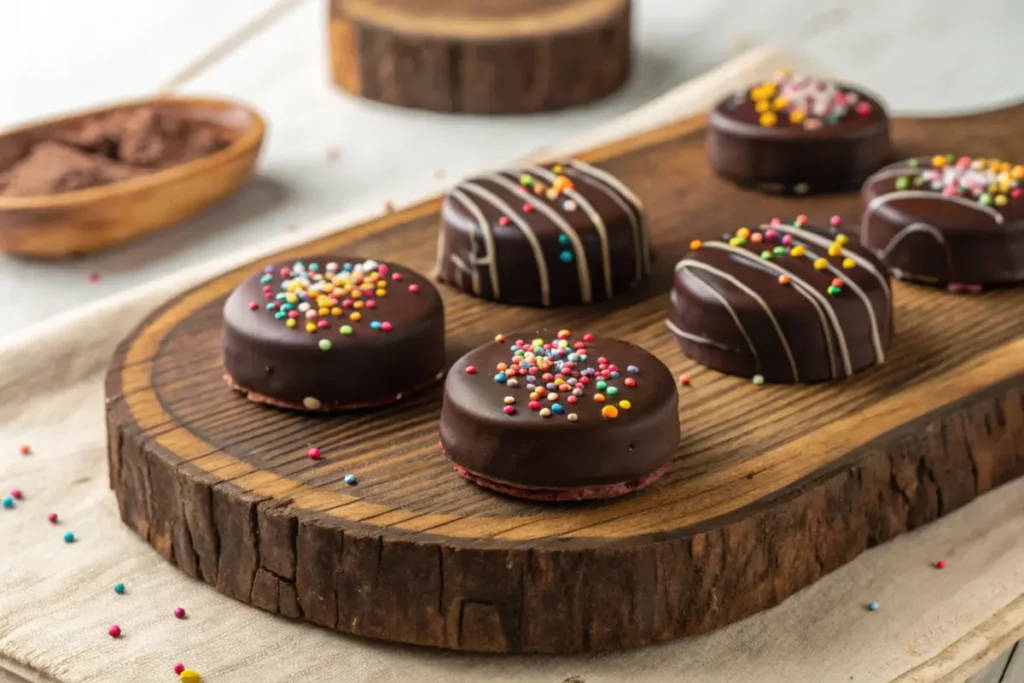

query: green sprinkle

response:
[274,311,286,319]
[827,285,842,296]
[980,193,993,205]
[946,154,955,163]
[752,374,765,385]
[519,174,533,186]
[773,245,786,255]
[760,250,773,260]
[340,325,353,335]
[606,386,619,396]
[318,339,333,351]
[895,176,909,190]
[908,158,920,167]
[596,381,608,390]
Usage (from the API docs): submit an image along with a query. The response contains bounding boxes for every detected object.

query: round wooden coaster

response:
[327,0,632,113]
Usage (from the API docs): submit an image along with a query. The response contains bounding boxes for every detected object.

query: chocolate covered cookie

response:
[708,70,891,194]
[860,155,1024,289]
[440,330,679,501]
[222,257,445,411]
[436,160,649,306]
[668,216,892,383]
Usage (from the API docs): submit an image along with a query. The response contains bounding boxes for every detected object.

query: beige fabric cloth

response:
[1,48,1022,683]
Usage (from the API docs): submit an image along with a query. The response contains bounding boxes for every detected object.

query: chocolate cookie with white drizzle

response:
[436,160,650,306]
[860,154,1024,290]
[668,215,893,383]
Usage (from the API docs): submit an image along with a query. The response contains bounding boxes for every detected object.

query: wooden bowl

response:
[0,97,265,259]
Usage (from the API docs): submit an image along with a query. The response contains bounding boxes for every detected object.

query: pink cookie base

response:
[225,372,442,412]
[442,444,671,502]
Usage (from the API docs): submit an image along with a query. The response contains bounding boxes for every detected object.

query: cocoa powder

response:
[0,107,232,198]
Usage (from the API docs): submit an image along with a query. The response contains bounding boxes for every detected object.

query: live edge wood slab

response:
[327,0,632,113]
[105,102,1024,654]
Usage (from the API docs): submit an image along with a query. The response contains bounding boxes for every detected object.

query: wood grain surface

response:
[327,0,631,113]
[105,103,1024,653]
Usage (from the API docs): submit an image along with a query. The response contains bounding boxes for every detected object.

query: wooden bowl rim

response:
[0,95,266,211]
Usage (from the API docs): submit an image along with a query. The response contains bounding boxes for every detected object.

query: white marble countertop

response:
[1,0,1022,337]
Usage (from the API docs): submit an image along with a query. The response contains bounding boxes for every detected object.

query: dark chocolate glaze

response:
[707,73,891,194]
[440,331,679,493]
[222,256,445,410]
[859,156,1024,285]
[669,221,893,383]
[436,160,650,307]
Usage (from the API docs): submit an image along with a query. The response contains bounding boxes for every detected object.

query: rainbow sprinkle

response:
[256,259,408,349]
[898,155,1023,207]
[700,215,855,297]
[483,331,640,422]
[729,70,873,129]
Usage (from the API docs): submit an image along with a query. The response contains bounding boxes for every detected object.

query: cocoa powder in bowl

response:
[0,106,233,198]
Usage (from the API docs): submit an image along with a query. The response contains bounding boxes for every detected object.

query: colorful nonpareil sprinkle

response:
[174,607,186,619]
[257,259,413,348]
[63,531,75,543]
[19,444,31,455]
[690,215,858,299]
[48,513,58,524]
[307,447,321,460]
[730,70,873,130]
[935,560,946,570]
[344,474,358,486]
[867,601,880,612]
[479,331,641,422]
[179,670,202,683]
[894,155,1022,207]
[114,583,126,595]
[108,624,122,638]
[174,664,186,676]
[2,496,13,509]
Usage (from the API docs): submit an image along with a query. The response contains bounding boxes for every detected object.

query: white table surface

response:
[1,0,1022,338]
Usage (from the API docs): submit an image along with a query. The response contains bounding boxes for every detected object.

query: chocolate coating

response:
[222,256,445,410]
[669,220,892,383]
[437,160,649,307]
[860,156,1024,286]
[440,331,679,499]
[708,72,891,194]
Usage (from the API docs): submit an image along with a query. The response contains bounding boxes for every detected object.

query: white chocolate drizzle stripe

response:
[461,182,551,306]
[675,258,799,380]
[764,223,891,300]
[523,166,613,299]
[865,190,1004,225]
[703,241,849,377]
[877,222,947,260]
[664,319,730,351]
[485,174,592,304]
[559,164,647,283]
[569,159,651,276]
[449,189,495,297]
[792,244,885,365]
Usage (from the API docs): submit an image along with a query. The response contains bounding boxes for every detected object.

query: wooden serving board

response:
[105,103,1024,655]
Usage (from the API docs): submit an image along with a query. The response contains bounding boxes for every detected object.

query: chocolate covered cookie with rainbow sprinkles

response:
[440,330,679,501]
[222,257,446,411]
